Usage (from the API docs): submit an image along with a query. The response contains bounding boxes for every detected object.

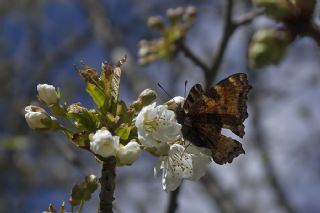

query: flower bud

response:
[116,141,141,165]
[185,6,197,18]
[253,0,293,21]
[138,46,149,57]
[24,105,59,130]
[90,129,119,158]
[165,96,185,110]
[167,7,183,24]
[130,89,157,112]
[147,16,164,30]
[139,88,157,105]
[37,84,59,105]
[248,28,293,69]
[290,0,316,15]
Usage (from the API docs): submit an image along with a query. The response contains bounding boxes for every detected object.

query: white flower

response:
[116,141,141,165]
[135,103,182,147]
[154,144,212,191]
[25,105,57,130]
[90,129,119,158]
[37,84,59,105]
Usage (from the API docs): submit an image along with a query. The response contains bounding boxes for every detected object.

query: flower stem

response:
[98,156,117,213]
[166,185,182,213]
[78,201,85,213]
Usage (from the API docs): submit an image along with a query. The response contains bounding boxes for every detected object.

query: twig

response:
[178,2,261,89]
[207,0,235,89]
[166,185,182,213]
[200,171,246,213]
[233,9,263,27]
[206,1,261,89]
[99,157,117,213]
[179,43,211,73]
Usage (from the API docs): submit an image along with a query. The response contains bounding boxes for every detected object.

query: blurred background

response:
[1,0,320,212]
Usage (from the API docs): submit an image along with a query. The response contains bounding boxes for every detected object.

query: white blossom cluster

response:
[89,129,141,166]
[25,84,212,191]
[135,98,212,191]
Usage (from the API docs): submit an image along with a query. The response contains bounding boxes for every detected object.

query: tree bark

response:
[98,157,116,213]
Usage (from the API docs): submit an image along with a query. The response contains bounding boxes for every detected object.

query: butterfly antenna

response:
[184,80,188,98]
[181,142,191,157]
[157,83,173,99]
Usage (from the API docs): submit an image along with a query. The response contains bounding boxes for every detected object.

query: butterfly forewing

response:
[201,73,251,137]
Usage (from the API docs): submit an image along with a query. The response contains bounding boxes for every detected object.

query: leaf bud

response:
[248,28,293,69]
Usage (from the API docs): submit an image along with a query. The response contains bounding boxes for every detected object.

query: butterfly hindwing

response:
[188,116,245,165]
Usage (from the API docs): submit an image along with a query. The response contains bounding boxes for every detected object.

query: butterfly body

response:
[175,73,251,165]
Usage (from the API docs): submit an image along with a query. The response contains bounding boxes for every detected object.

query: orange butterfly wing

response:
[179,73,251,164]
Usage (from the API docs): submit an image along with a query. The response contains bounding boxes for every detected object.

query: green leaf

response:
[86,82,106,109]
[105,112,117,127]
[115,124,132,140]
[67,104,99,131]
[100,58,125,112]
[71,132,90,147]
[116,100,127,116]
[110,67,121,103]
[69,175,99,207]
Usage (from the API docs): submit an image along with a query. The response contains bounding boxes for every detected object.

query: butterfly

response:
[175,73,251,165]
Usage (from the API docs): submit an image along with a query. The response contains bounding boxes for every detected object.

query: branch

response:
[180,43,211,73]
[200,171,246,213]
[99,157,117,213]
[234,9,263,27]
[206,0,235,89]
[166,185,182,213]
[206,1,261,89]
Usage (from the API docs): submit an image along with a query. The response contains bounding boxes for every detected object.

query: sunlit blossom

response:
[90,129,119,158]
[154,143,212,191]
[135,103,182,147]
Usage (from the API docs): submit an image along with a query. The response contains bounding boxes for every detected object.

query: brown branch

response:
[206,1,261,89]
[234,9,263,27]
[179,43,211,73]
[200,171,246,213]
[166,185,182,213]
[206,0,235,89]
[178,2,261,89]
[99,157,117,213]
